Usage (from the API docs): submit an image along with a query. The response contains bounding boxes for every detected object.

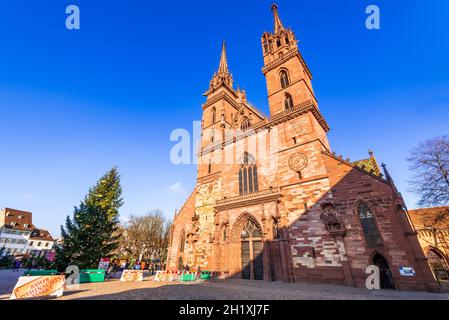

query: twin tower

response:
[199,4,325,177]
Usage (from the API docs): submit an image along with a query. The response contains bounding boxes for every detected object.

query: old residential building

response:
[0,208,54,257]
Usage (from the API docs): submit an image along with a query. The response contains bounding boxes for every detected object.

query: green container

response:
[181,273,197,281]
[200,271,211,280]
[23,270,59,277]
[80,269,105,283]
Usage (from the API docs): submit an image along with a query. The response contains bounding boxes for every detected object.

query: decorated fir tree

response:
[55,167,123,270]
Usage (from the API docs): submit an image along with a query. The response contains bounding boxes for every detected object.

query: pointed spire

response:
[205,42,233,95]
[381,163,393,184]
[218,41,229,75]
[271,3,285,33]
[382,162,400,196]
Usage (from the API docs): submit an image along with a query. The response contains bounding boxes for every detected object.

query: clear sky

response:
[0,0,448,236]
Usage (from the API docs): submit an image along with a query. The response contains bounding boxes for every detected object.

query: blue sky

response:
[0,0,448,236]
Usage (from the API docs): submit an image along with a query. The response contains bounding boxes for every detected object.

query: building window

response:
[358,202,383,247]
[211,107,216,124]
[276,39,282,47]
[210,128,215,143]
[208,160,212,175]
[37,242,42,247]
[285,93,294,111]
[238,153,259,195]
[179,231,185,253]
[280,70,290,88]
[240,117,251,132]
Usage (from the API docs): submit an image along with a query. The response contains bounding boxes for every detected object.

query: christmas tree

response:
[55,167,123,270]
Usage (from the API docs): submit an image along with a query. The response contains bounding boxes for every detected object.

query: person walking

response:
[13,260,20,272]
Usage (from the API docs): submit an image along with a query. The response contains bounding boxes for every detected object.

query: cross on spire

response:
[271,3,285,33]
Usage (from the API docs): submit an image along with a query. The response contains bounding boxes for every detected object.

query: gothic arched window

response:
[358,202,383,247]
[240,218,262,239]
[211,107,216,124]
[285,93,294,111]
[280,70,290,88]
[240,117,251,132]
[238,153,259,195]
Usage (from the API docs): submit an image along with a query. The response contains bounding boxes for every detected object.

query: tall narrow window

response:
[285,93,294,111]
[208,159,212,174]
[280,70,290,88]
[210,128,215,143]
[253,166,258,191]
[223,227,227,241]
[238,153,259,195]
[358,203,383,247]
[179,231,185,253]
[211,107,216,124]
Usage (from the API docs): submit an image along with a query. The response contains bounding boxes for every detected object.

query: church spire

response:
[205,42,234,97]
[217,42,229,75]
[271,3,285,33]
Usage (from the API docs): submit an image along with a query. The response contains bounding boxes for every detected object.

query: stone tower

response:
[262,4,317,116]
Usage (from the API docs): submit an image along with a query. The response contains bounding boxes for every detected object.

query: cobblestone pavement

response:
[1,270,448,300]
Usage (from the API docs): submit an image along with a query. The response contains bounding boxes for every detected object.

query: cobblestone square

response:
[1,270,448,300]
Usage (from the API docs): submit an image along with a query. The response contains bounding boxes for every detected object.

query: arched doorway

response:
[427,249,449,281]
[239,218,264,280]
[372,253,396,289]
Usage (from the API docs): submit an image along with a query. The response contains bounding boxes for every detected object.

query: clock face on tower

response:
[288,153,308,172]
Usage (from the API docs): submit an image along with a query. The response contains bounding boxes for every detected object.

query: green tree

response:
[0,247,14,269]
[55,168,123,270]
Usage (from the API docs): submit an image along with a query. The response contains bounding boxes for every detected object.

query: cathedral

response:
[166,5,439,291]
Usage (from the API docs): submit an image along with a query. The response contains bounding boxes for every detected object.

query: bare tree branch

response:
[115,210,170,262]
[408,135,449,227]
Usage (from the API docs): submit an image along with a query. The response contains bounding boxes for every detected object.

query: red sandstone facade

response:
[166,5,439,291]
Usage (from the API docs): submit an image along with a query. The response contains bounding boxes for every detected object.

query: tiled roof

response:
[30,228,54,242]
[352,151,382,177]
[408,207,449,229]
[1,208,35,232]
